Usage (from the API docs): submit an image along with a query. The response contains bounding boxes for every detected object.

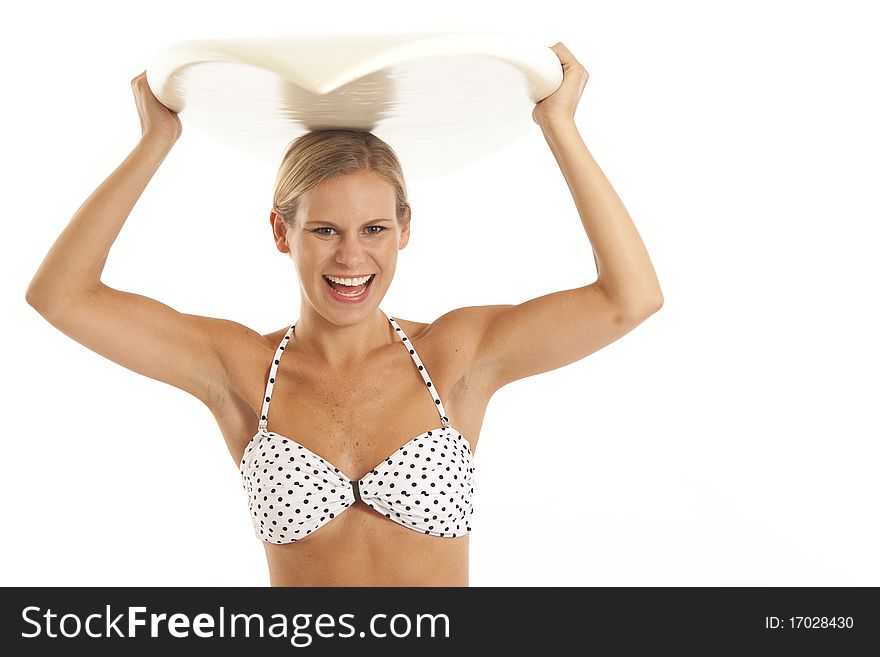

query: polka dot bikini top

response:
[239,312,475,544]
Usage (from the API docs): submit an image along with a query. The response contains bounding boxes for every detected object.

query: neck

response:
[292,306,393,370]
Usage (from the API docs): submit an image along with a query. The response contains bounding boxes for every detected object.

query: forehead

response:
[301,170,395,218]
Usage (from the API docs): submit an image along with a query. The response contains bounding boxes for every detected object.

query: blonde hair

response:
[273,130,411,228]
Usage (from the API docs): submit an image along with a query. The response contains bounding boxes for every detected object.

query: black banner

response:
[1,587,875,654]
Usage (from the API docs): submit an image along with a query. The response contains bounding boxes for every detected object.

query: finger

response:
[554,43,580,62]
[550,45,576,69]
[547,47,567,67]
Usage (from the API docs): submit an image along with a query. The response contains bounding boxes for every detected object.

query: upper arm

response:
[464,282,662,393]
[28,282,230,408]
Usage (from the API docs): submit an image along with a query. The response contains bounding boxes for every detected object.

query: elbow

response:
[628,293,663,321]
[25,282,63,316]
[26,279,101,314]
[25,284,44,310]
[597,280,664,321]
[626,289,664,319]
[645,292,664,316]
[652,291,664,312]
[643,283,664,314]
[634,297,663,320]
[25,276,53,307]
[25,272,50,306]
[25,291,53,318]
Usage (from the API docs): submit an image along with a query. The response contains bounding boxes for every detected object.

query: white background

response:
[3,0,878,586]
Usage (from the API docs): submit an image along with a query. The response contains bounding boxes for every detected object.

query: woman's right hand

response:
[131,71,182,144]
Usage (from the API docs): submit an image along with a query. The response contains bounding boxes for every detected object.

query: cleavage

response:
[266,356,442,478]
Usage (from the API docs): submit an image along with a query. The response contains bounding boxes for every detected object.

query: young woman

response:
[25,43,662,586]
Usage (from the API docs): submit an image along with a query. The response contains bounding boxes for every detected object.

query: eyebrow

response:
[303,219,394,226]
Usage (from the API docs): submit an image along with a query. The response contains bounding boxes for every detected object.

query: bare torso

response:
[207,313,494,586]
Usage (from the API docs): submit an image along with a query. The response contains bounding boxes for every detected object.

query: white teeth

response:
[325,274,373,286]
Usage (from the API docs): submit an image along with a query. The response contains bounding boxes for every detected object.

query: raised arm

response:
[458,43,664,393]
[25,72,229,408]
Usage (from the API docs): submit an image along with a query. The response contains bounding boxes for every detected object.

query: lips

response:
[322,273,375,301]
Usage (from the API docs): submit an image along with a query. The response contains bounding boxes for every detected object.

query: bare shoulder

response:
[417,304,509,348]
[204,316,274,350]
[403,305,511,392]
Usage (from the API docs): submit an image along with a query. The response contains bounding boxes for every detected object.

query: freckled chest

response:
[263,340,450,478]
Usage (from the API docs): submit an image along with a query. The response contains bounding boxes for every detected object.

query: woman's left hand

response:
[532,42,589,125]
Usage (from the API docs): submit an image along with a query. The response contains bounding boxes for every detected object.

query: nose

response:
[334,233,369,268]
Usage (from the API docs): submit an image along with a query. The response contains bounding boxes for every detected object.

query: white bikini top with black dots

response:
[239,311,475,544]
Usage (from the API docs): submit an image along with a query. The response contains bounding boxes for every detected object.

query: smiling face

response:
[270,168,410,321]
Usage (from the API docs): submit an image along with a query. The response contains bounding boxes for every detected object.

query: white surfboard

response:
[146,32,563,180]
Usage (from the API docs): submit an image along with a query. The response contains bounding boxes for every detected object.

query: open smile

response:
[322,274,375,302]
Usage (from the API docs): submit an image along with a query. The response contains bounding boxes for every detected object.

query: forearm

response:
[537,116,663,314]
[25,133,176,308]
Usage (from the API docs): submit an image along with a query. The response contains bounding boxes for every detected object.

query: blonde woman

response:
[25,43,662,586]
